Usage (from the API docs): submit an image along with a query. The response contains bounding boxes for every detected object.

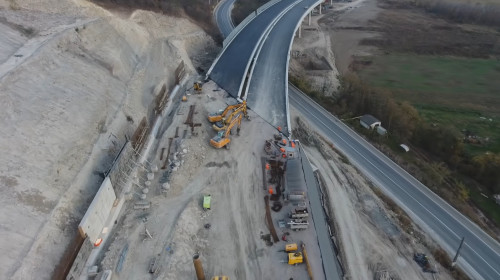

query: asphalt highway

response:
[289,86,500,280]
[214,0,236,37]
[213,1,500,279]
[209,0,299,97]
[247,0,320,135]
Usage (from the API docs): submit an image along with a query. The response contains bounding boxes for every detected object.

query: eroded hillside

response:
[0,1,217,278]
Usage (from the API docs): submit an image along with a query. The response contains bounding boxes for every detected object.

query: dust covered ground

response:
[98,81,325,279]
[290,108,456,280]
[289,0,375,94]
[318,0,381,74]
[0,1,217,278]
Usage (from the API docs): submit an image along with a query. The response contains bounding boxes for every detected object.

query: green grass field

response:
[359,54,500,154]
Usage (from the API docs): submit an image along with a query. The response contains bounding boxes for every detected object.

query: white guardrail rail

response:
[223,0,282,48]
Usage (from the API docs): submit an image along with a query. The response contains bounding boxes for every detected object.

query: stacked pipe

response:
[193,253,205,280]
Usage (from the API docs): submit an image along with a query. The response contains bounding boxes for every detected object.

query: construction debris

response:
[302,243,314,279]
[264,195,279,243]
[148,257,160,274]
[115,244,129,273]
[134,201,151,210]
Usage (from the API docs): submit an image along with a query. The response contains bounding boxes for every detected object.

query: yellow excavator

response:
[210,113,242,149]
[194,81,203,92]
[208,100,247,123]
[213,102,248,131]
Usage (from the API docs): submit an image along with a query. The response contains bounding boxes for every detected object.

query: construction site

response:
[0,0,469,280]
[66,75,334,279]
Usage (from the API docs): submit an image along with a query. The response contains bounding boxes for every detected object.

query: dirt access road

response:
[289,0,377,94]
[290,109,455,280]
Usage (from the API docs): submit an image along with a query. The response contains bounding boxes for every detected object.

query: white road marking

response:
[289,92,500,278]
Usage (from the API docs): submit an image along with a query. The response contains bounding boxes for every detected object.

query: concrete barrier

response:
[223,0,281,48]
[285,0,323,137]
[208,0,283,78]
[238,0,302,99]
[257,0,281,14]
[78,177,116,243]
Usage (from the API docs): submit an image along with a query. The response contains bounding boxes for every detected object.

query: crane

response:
[210,113,242,149]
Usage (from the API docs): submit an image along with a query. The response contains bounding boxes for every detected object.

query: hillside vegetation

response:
[352,0,500,227]
[358,54,500,154]
[293,0,500,233]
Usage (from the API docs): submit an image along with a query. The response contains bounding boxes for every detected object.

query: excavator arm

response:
[208,101,247,124]
[224,112,242,138]
[213,101,247,131]
[209,113,243,149]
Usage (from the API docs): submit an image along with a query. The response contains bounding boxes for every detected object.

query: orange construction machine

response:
[212,102,248,131]
[209,113,242,149]
[208,100,247,123]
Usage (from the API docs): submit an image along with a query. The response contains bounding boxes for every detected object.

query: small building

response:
[360,114,381,129]
[494,194,500,205]
[377,126,387,136]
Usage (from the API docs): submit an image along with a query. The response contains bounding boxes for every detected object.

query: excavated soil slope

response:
[0,1,216,278]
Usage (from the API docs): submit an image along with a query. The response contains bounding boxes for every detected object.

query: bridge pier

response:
[308,12,311,26]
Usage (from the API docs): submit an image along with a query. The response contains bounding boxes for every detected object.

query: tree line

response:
[389,0,500,27]
[303,74,500,195]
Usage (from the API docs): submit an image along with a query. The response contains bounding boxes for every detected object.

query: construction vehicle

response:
[210,113,242,149]
[288,252,303,265]
[212,102,248,131]
[193,81,202,92]
[414,253,437,273]
[208,101,246,123]
[203,194,211,210]
[211,277,229,280]
[285,243,298,252]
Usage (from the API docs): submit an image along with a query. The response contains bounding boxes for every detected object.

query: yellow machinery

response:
[285,243,298,252]
[211,277,229,280]
[208,101,247,123]
[288,252,303,265]
[210,113,242,149]
[194,81,202,92]
[213,102,248,131]
[302,243,314,279]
